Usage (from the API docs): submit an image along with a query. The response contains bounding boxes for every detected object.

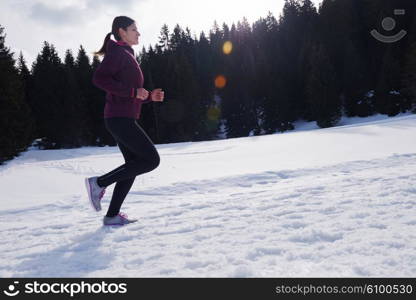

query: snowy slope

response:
[1,113,416,277]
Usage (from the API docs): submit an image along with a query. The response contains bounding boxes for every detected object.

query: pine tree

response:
[263,0,305,132]
[0,25,35,163]
[306,43,341,128]
[259,12,281,133]
[170,24,183,52]
[60,49,87,147]
[17,51,37,141]
[17,52,30,78]
[158,24,170,52]
[31,42,66,148]
[74,46,96,145]
[194,31,216,139]
[295,0,318,119]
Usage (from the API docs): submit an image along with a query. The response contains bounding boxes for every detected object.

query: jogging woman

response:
[85,16,164,226]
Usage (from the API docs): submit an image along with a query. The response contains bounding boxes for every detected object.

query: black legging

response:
[97,117,160,217]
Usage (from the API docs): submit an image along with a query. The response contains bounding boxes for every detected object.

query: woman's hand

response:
[150,88,164,102]
[136,88,149,100]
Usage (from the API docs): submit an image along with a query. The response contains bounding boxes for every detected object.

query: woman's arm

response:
[92,51,136,98]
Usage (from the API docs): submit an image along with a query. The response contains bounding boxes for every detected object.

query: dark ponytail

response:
[93,16,135,57]
[94,32,112,57]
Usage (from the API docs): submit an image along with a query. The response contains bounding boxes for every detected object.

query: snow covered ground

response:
[1,113,416,277]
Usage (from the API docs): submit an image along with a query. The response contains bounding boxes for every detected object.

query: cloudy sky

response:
[0,0,321,67]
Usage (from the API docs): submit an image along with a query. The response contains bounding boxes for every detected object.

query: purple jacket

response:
[92,39,151,119]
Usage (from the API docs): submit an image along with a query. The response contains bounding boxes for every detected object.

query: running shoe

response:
[85,176,106,211]
[103,212,138,226]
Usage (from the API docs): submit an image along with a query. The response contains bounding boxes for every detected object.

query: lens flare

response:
[207,106,221,121]
[215,75,227,89]
[222,41,233,55]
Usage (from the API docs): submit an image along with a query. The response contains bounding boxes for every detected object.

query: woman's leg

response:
[106,142,137,217]
[96,118,160,216]
[97,118,160,187]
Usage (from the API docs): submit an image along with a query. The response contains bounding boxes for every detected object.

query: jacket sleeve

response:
[92,51,136,98]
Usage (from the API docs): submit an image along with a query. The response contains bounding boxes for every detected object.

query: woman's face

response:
[119,23,140,46]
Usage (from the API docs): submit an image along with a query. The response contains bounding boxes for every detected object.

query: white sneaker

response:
[103,212,138,226]
[85,176,106,211]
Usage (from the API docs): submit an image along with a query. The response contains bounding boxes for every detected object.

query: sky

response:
[0,0,322,67]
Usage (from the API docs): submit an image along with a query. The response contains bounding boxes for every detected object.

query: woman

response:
[85,16,164,226]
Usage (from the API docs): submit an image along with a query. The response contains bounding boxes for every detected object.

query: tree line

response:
[1,0,416,164]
